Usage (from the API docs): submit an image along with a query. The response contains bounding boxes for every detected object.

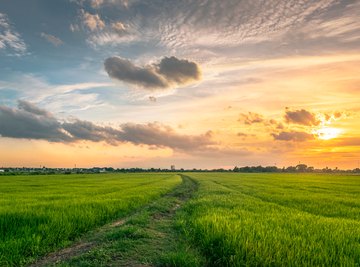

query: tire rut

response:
[28,174,198,267]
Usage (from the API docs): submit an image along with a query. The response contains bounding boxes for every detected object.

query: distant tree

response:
[296,164,308,172]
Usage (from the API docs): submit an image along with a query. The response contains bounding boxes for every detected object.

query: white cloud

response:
[0,74,113,113]
[40,32,64,47]
[298,2,360,42]
[89,0,130,8]
[87,31,136,47]
[80,9,105,31]
[143,0,338,50]
[0,13,27,55]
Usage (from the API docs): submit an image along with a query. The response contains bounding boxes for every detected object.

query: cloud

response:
[118,123,214,151]
[104,57,167,89]
[78,0,338,50]
[18,100,52,117]
[40,32,63,46]
[139,0,337,50]
[62,119,120,145]
[333,137,360,147]
[0,101,214,151]
[80,10,105,31]
[239,112,264,125]
[284,109,320,126]
[268,119,284,129]
[70,23,80,32]
[87,31,136,46]
[89,0,130,8]
[271,131,314,142]
[237,132,248,137]
[0,102,70,142]
[157,56,201,84]
[111,21,127,33]
[149,96,156,102]
[299,2,360,43]
[0,13,27,55]
[90,0,104,8]
[104,56,201,90]
[73,6,135,47]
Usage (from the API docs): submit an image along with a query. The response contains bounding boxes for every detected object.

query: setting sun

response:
[315,127,342,140]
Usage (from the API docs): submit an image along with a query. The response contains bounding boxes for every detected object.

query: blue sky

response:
[0,0,359,168]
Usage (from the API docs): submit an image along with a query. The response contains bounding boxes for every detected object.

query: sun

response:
[314,127,342,140]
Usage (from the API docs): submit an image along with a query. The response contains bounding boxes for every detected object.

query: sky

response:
[0,0,359,169]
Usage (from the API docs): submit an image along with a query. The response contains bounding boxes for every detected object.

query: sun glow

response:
[315,127,342,140]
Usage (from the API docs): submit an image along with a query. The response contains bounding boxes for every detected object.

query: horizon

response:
[1,0,359,169]
[1,163,359,171]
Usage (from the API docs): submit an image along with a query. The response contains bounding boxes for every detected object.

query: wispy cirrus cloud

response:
[298,1,360,43]
[89,0,130,9]
[0,13,27,55]
[0,74,113,112]
[40,32,64,47]
[73,7,135,47]
[138,0,338,50]
[73,0,358,55]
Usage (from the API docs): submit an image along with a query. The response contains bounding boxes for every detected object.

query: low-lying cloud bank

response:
[271,131,314,142]
[104,56,201,90]
[0,101,213,151]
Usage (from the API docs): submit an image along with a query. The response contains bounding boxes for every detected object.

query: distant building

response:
[171,165,175,171]
[0,169,4,173]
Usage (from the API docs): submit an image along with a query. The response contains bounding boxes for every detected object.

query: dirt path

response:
[29,175,201,267]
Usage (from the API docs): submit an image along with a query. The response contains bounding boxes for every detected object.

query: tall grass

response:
[179,173,360,266]
[0,173,181,266]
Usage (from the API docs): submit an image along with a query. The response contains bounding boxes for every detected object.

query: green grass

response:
[2,172,360,266]
[178,173,360,266]
[53,174,204,267]
[0,173,181,266]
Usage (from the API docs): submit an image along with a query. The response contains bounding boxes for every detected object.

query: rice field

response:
[0,173,181,266]
[179,173,360,266]
[2,172,360,266]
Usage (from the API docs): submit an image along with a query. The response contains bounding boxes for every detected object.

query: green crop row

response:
[178,173,360,266]
[0,173,181,266]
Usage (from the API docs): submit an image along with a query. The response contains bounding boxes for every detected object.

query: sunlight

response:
[315,127,342,140]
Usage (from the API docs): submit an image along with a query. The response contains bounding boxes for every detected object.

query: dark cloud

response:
[149,96,157,102]
[0,103,70,142]
[62,119,121,145]
[239,112,264,125]
[0,101,213,151]
[271,131,314,142]
[104,56,201,90]
[104,57,167,88]
[118,123,214,151]
[18,100,52,117]
[284,109,320,126]
[157,56,201,84]
[268,119,284,129]
[237,132,248,137]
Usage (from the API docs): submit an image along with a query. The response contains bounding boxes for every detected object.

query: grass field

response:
[0,173,181,266]
[1,172,360,266]
[179,173,360,266]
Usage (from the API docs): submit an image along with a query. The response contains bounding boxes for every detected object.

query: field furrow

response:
[0,173,181,266]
